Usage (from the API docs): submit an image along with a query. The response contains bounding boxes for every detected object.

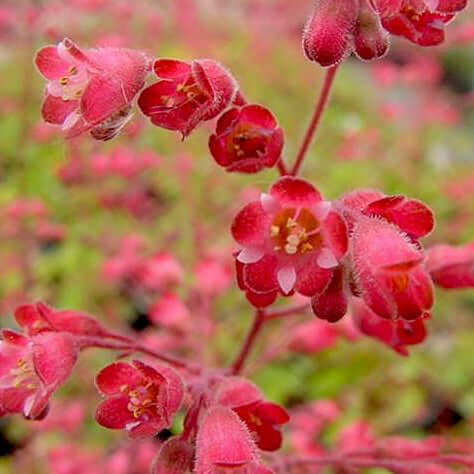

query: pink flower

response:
[0,329,77,420]
[351,297,428,355]
[138,58,237,137]
[209,104,284,173]
[14,301,113,340]
[152,437,194,474]
[194,406,273,474]
[136,251,184,291]
[95,360,183,438]
[216,377,289,452]
[232,177,348,308]
[194,255,232,296]
[426,242,474,289]
[339,190,434,321]
[148,292,192,334]
[35,38,150,140]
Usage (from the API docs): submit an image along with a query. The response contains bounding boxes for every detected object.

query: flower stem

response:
[264,302,310,321]
[277,157,289,176]
[231,309,265,375]
[290,65,339,176]
[79,337,200,373]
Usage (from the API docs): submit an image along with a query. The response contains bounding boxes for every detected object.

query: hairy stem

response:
[290,65,339,176]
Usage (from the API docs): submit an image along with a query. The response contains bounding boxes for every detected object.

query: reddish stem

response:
[79,337,200,373]
[290,65,339,176]
[231,309,265,375]
[264,302,310,321]
[277,157,289,176]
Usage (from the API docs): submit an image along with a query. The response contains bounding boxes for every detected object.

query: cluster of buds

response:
[303,0,468,67]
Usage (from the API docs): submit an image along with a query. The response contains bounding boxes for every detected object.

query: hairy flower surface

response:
[216,377,289,452]
[138,58,236,137]
[232,177,348,307]
[95,360,183,438]
[209,104,284,173]
[0,329,77,420]
[303,0,467,67]
[35,38,150,140]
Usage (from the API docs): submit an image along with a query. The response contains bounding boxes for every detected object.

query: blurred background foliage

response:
[0,0,473,472]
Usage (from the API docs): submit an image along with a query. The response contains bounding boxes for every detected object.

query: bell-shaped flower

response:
[35,38,150,140]
[138,58,237,137]
[95,360,183,438]
[0,329,77,420]
[209,104,284,173]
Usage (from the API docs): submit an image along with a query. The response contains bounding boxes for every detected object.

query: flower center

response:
[121,382,158,419]
[57,64,88,102]
[228,124,269,159]
[270,207,321,255]
[9,359,37,390]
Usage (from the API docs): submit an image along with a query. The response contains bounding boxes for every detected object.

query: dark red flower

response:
[232,177,348,308]
[95,360,183,438]
[138,58,237,137]
[209,104,284,173]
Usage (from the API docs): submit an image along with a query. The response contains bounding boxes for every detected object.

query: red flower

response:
[303,0,388,67]
[0,329,77,420]
[303,0,467,67]
[351,297,428,355]
[209,104,284,173]
[232,177,348,308]
[195,406,273,474]
[339,190,434,321]
[216,377,289,452]
[426,242,474,289]
[376,0,467,46]
[35,38,150,140]
[95,360,183,438]
[138,58,237,137]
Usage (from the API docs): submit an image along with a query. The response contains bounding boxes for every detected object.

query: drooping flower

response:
[35,38,150,140]
[303,0,467,67]
[216,377,289,452]
[232,177,348,308]
[209,104,284,173]
[0,329,77,420]
[194,406,273,474]
[351,297,428,355]
[95,360,183,438]
[338,190,434,321]
[425,242,474,289]
[138,58,237,137]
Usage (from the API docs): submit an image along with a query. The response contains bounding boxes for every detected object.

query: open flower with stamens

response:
[232,177,348,308]
[0,329,77,420]
[95,360,183,438]
[209,104,284,173]
[138,58,237,137]
[35,38,150,141]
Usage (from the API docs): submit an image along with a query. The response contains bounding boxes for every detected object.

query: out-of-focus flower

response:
[426,242,474,289]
